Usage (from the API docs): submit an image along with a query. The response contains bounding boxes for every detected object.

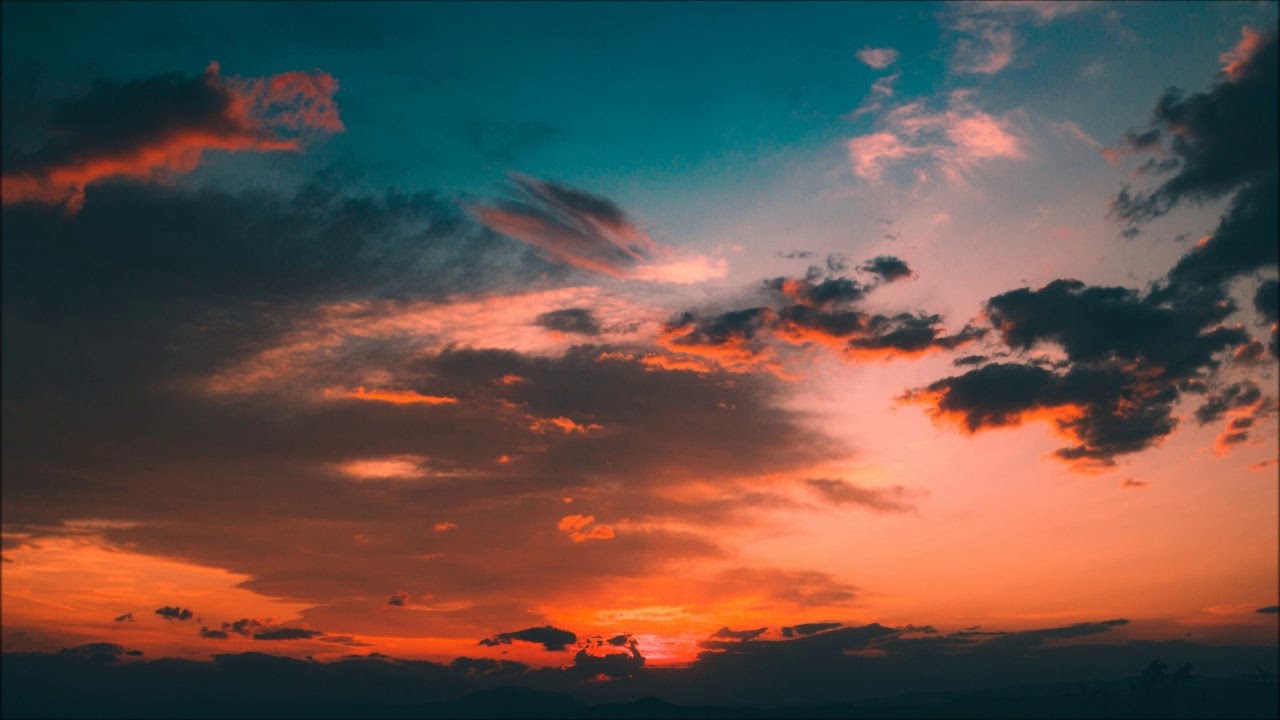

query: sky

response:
[1,0,1278,709]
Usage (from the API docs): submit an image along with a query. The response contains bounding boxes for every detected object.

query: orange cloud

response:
[335,455,428,481]
[1,62,341,211]
[528,416,603,435]
[557,515,616,543]
[1220,26,1265,81]
[330,387,458,405]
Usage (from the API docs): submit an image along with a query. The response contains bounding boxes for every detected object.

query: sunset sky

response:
[2,0,1277,700]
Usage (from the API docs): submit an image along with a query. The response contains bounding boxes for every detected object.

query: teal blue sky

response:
[5,0,1273,247]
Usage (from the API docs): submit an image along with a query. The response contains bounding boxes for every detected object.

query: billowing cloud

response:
[905,275,1257,469]
[479,625,577,652]
[1,63,341,211]
[472,174,724,283]
[856,47,899,69]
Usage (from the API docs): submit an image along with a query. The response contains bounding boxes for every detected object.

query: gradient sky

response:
[2,0,1277,686]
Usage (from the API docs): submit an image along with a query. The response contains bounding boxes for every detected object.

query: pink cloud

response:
[847,93,1025,184]
[856,47,899,69]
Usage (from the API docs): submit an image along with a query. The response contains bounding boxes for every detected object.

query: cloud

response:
[221,619,266,636]
[113,613,134,623]
[1221,26,1268,81]
[253,627,323,641]
[847,93,1025,184]
[662,266,982,373]
[952,18,1014,75]
[556,514,615,543]
[200,627,230,640]
[535,308,602,336]
[154,606,194,621]
[1050,120,1103,150]
[317,636,373,647]
[859,255,914,283]
[479,625,577,652]
[805,479,918,513]
[387,591,409,607]
[334,455,429,481]
[472,174,724,283]
[1121,478,1148,489]
[12,616,1275,714]
[1256,606,1279,614]
[904,273,1260,469]
[1,63,341,211]
[1194,381,1262,425]
[856,47,899,69]
[709,626,768,642]
[780,622,842,638]
[1108,30,1277,301]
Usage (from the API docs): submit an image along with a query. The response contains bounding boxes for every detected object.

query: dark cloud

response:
[222,619,266,636]
[0,63,342,211]
[1256,280,1279,324]
[709,627,768,642]
[1195,381,1262,424]
[479,626,577,652]
[200,627,230,640]
[780,622,842,638]
[1256,606,1279,614]
[55,643,127,664]
[1257,279,1279,357]
[804,478,917,513]
[387,591,409,607]
[253,628,323,641]
[985,280,1244,377]
[605,634,632,647]
[1109,31,1276,225]
[908,274,1255,469]
[535,308,602,336]
[113,613,133,623]
[154,606,194,622]
[953,354,988,367]
[859,255,913,283]
[663,266,981,370]
[776,250,814,260]
[317,636,373,647]
[5,618,1275,715]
